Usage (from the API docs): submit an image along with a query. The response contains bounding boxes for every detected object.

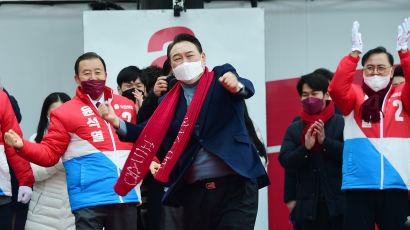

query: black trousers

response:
[160,205,184,230]
[181,175,259,230]
[141,175,165,230]
[298,200,343,230]
[344,189,408,230]
[9,164,28,230]
[73,204,138,230]
[12,207,28,230]
[0,203,12,230]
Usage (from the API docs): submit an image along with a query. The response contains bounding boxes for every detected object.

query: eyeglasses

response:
[364,65,391,75]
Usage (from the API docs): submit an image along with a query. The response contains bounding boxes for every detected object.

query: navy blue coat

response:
[120,64,270,205]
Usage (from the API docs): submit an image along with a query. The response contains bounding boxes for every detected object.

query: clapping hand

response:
[312,120,325,145]
[304,125,316,150]
[133,89,144,113]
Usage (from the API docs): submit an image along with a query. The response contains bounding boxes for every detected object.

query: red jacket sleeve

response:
[0,91,34,187]
[328,54,361,116]
[399,51,410,114]
[18,111,70,167]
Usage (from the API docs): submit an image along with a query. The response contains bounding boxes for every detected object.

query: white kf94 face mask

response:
[173,61,204,84]
[363,72,391,92]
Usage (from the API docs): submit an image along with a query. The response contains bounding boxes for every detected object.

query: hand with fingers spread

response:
[4,129,23,150]
[397,17,410,51]
[18,186,32,204]
[154,76,168,97]
[351,21,363,54]
[313,120,325,145]
[218,71,243,94]
[98,102,120,128]
[304,125,316,150]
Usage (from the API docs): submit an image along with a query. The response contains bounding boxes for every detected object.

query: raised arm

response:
[397,17,410,113]
[400,51,410,112]
[214,63,255,99]
[328,21,362,115]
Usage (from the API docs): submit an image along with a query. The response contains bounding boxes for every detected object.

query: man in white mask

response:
[328,18,410,230]
[98,33,270,230]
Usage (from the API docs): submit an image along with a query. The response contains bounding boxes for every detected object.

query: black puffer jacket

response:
[279,113,345,221]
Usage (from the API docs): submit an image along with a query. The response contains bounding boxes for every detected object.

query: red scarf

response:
[114,68,213,196]
[301,101,335,152]
[360,81,391,123]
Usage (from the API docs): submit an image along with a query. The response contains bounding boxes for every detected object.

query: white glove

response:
[17,186,32,204]
[397,17,410,51]
[351,21,363,53]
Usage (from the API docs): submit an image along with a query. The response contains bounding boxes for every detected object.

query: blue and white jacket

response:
[18,87,140,211]
[329,51,410,191]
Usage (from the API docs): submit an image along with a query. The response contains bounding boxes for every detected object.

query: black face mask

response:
[121,88,145,103]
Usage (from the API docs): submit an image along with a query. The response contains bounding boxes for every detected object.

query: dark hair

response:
[162,59,172,76]
[393,65,403,77]
[297,73,329,96]
[74,52,106,75]
[143,65,163,93]
[35,92,71,143]
[167,33,203,60]
[116,66,148,90]
[313,68,334,81]
[361,46,394,67]
[243,101,267,164]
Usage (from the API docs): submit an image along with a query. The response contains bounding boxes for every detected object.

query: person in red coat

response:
[0,90,34,230]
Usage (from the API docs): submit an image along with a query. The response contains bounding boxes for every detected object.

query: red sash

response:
[114,68,213,196]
